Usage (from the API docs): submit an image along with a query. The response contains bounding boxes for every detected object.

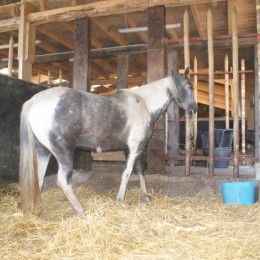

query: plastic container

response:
[220,182,257,205]
[202,147,232,168]
[201,129,233,168]
[201,129,233,148]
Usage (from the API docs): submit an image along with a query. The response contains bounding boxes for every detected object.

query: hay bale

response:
[0,183,260,259]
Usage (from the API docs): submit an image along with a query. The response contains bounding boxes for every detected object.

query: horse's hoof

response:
[76,207,85,216]
[141,194,150,202]
[116,196,124,203]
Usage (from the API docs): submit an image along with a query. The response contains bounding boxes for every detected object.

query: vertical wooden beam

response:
[37,71,41,84]
[207,9,215,176]
[39,0,47,11]
[59,69,62,87]
[117,54,129,90]
[73,17,91,92]
[47,70,51,84]
[241,59,246,156]
[73,17,92,171]
[167,50,179,165]
[193,56,198,148]
[232,6,240,177]
[255,0,260,165]
[255,0,260,181]
[184,9,192,176]
[228,0,237,34]
[8,35,14,76]
[18,3,36,81]
[147,5,166,175]
[225,54,230,129]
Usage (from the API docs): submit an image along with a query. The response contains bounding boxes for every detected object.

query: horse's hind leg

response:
[35,140,51,191]
[55,152,85,215]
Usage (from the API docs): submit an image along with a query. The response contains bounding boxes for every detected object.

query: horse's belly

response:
[76,135,127,152]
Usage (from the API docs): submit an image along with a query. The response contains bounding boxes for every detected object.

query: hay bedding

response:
[0,184,260,259]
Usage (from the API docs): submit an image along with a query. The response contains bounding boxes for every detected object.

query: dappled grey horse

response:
[19,67,197,215]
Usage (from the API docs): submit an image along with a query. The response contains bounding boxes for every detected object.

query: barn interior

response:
[0,1,259,178]
[1,1,260,258]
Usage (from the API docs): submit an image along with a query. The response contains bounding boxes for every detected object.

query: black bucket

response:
[202,147,232,168]
[201,129,233,168]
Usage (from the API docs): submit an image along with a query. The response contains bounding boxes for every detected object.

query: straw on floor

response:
[0,183,260,259]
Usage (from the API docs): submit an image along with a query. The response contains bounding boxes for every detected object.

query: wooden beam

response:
[91,75,146,86]
[241,59,246,155]
[117,54,129,90]
[166,9,180,41]
[193,56,198,147]
[197,91,231,106]
[27,0,226,25]
[167,50,179,165]
[0,17,19,33]
[228,0,237,34]
[92,17,128,46]
[37,25,74,50]
[126,14,147,43]
[225,54,230,128]
[184,9,191,176]
[39,0,47,11]
[34,45,147,63]
[18,3,36,81]
[254,0,260,163]
[73,17,91,91]
[207,8,215,176]
[73,16,92,171]
[8,35,14,76]
[232,6,240,177]
[191,5,206,37]
[147,5,166,175]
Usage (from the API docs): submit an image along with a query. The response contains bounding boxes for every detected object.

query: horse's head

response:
[170,67,197,115]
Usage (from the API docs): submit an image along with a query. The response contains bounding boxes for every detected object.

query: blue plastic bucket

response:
[220,182,257,205]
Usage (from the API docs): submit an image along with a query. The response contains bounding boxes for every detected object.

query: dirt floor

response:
[43,162,257,199]
[1,162,259,259]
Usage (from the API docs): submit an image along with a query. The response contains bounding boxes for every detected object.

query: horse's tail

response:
[19,99,41,213]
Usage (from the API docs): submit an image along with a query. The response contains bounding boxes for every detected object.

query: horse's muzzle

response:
[187,103,198,115]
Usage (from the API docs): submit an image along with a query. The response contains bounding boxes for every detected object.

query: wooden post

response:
[241,59,246,156]
[18,2,36,81]
[117,54,129,90]
[59,69,62,87]
[37,72,41,84]
[167,50,179,165]
[207,9,215,176]
[47,70,51,85]
[73,17,92,171]
[232,7,240,177]
[184,9,191,176]
[254,0,260,180]
[193,56,198,148]
[8,35,14,76]
[147,5,166,175]
[73,17,91,92]
[225,54,230,129]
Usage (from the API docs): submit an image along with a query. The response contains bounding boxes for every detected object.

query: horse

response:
[19,67,197,215]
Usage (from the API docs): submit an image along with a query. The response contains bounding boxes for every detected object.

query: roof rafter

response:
[27,0,226,25]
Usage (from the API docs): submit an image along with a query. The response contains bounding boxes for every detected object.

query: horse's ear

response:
[184,67,189,76]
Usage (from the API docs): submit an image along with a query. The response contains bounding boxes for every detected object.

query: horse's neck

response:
[130,77,175,122]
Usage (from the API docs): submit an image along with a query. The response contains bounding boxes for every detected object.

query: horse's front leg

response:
[134,156,149,202]
[116,150,138,202]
